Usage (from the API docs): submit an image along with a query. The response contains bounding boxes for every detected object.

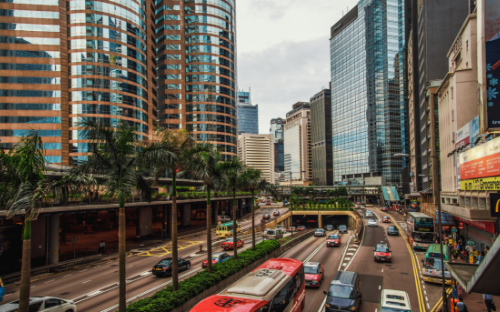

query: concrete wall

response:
[137,207,153,238]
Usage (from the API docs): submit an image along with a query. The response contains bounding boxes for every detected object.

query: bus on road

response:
[422,244,452,285]
[191,258,306,312]
[266,197,272,205]
[407,212,435,251]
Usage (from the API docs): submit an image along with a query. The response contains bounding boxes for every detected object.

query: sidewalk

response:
[459,292,499,312]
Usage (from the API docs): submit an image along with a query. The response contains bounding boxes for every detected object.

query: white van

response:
[379,289,411,312]
[263,229,283,240]
[218,215,231,222]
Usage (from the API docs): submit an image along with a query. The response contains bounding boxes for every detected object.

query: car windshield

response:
[267,230,275,235]
[389,226,397,231]
[375,245,389,252]
[413,232,434,242]
[328,285,355,299]
[423,257,446,271]
[212,256,222,260]
[369,219,376,223]
[328,235,339,239]
[158,260,172,265]
[316,229,324,232]
[339,226,346,229]
[225,238,234,242]
[304,266,319,274]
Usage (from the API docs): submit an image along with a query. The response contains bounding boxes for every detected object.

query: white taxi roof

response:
[224,269,286,297]
[381,289,411,310]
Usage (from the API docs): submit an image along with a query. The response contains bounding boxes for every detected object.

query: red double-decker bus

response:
[191,258,305,312]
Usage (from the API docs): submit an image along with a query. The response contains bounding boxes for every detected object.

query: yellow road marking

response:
[430,287,453,312]
[136,240,202,257]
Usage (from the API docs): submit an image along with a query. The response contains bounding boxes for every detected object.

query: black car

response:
[338,225,348,234]
[323,271,362,312]
[387,225,399,236]
[152,257,191,277]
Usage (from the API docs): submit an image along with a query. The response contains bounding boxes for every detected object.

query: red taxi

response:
[273,210,280,216]
[221,237,244,250]
[374,242,392,262]
[202,252,232,268]
[326,233,340,247]
[297,225,306,231]
[380,207,388,212]
[382,216,390,223]
[304,262,324,287]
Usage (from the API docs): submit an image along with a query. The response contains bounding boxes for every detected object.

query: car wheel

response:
[65,310,74,312]
[186,263,191,270]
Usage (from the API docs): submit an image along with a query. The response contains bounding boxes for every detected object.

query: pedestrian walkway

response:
[458,292,499,312]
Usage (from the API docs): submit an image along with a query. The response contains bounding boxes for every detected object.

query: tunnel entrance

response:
[321,215,349,230]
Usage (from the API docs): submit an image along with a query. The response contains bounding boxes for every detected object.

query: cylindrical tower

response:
[67,0,156,164]
[156,0,237,158]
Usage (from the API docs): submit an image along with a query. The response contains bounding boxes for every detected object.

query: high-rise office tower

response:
[283,102,311,185]
[0,0,157,165]
[330,0,407,186]
[156,1,237,158]
[237,133,274,183]
[237,89,258,135]
[311,89,333,186]
[270,117,285,172]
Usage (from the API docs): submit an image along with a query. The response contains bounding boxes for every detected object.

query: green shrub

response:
[126,240,281,312]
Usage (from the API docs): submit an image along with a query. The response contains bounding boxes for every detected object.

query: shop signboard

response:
[491,193,500,217]
[455,217,496,234]
[459,136,500,180]
[461,176,500,190]
[458,222,464,230]
[477,0,500,133]
[435,211,455,226]
[456,122,471,190]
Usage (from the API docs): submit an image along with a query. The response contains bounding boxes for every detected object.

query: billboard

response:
[459,136,500,179]
[461,176,500,190]
[478,0,500,133]
[491,193,500,217]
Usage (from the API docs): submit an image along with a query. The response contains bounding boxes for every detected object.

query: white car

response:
[368,219,378,227]
[379,289,412,312]
[0,296,77,312]
[366,210,374,217]
[276,226,287,234]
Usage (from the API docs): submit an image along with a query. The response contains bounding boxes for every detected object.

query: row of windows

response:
[157,74,181,80]
[0,50,60,58]
[0,76,60,84]
[0,104,61,110]
[185,45,234,60]
[0,129,61,137]
[68,1,146,24]
[70,52,146,75]
[186,104,235,115]
[70,39,147,64]
[186,84,234,97]
[186,54,234,69]
[186,74,234,88]
[0,23,60,32]
[71,91,148,111]
[69,129,146,141]
[0,9,59,19]
[70,78,148,99]
[70,65,148,86]
[70,117,148,134]
[186,94,235,105]
[155,24,180,33]
[0,63,60,71]
[69,26,146,52]
[0,0,58,4]
[185,25,233,42]
[69,13,146,39]
[0,36,60,45]
[156,53,181,62]
[155,14,180,24]
[158,104,181,110]
[0,116,61,123]
[0,90,60,97]
[155,5,180,15]
[185,15,232,32]
[191,133,236,144]
[185,64,234,79]
[185,35,234,51]
[157,64,182,71]
[186,123,236,135]
[157,84,181,91]
[187,0,233,14]
[156,44,181,52]
[157,93,182,101]
[158,113,180,120]
[185,5,234,24]
[156,34,181,44]
[71,104,147,122]
[186,114,235,126]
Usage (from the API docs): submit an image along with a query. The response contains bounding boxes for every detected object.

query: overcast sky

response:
[236,0,359,134]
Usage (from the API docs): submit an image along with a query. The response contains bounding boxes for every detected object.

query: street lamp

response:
[394,152,447,312]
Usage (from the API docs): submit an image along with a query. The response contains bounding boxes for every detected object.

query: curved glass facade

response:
[156,0,237,157]
[68,0,153,162]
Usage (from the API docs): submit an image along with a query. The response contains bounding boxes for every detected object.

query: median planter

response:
[126,231,314,312]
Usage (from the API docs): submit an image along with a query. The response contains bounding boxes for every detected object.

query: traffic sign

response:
[72,236,76,244]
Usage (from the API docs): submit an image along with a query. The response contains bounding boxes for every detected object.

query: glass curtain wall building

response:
[156,0,237,158]
[311,89,333,186]
[330,0,407,186]
[270,117,285,172]
[236,103,258,135]
[0,0,157,165]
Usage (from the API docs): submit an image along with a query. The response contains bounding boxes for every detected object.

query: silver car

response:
[0,296,77,312]
[368,219,378,227]
[314,228,326,237]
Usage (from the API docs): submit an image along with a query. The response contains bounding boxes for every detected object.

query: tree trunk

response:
[18,219,31,312]
[171,172,179,291]
[206,187,212,273]
[251,190,255,251]
[232,190,237,259]
[118,194,126,312]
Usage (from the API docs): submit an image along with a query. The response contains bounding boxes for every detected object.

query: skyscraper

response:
[237,89,258,135]
[155,0,237,158]
[270,117,285,172]
[330,0,407,186]
[311,89,333,186]
[237,133,274,183]
[0,0,157,165]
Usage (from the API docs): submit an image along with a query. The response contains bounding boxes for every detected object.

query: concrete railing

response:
[172,230,315,312]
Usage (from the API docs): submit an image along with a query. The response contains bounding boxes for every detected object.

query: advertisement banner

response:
[491,193,500,217]
[459,136,500,179]
[455,217,496,234]
[478,0,500,132]
[455,117,478,190]
[461,176,500,190]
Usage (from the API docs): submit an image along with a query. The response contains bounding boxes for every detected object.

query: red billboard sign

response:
[459,136,500,179]
[455,217,495,234]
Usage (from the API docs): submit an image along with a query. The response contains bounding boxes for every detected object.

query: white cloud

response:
[236,0,359,133]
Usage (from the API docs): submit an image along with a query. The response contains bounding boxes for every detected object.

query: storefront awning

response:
[445,234,500,295]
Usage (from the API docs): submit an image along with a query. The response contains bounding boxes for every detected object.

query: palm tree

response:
[74,119,169,312]
[238,167,262,251]
[152,128,207,290]
[189,149,229,273]
[224,158,244,259]
[3,131,46,312]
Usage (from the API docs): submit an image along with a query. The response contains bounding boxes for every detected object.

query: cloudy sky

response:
[236,0,359,134]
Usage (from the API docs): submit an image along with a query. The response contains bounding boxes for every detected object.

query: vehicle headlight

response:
[325,303,331,308]
[350,306,356,311]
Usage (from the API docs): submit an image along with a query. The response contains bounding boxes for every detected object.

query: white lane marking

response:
[303,238,327,263]
[348,248,356,251]
[427,303,430,309]
[4,294,12,297]
[100,268,203,312]
[425,296,429,301]
[87,290,103,297]
[346,253,354,256]
[140,272,150,277]
[381,269,384,273]
[424,290,427,295]
[79,269,87,272]
[342,263,347,266]
[344,257,351,261]
[378,285,381,290]
[82,280,91,284]
[44,279,55,284]
[345,223,365,271]
[317,295,327,312]
[64,274,72,278]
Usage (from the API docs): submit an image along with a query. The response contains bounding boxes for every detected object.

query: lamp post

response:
[394,153,446,311]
